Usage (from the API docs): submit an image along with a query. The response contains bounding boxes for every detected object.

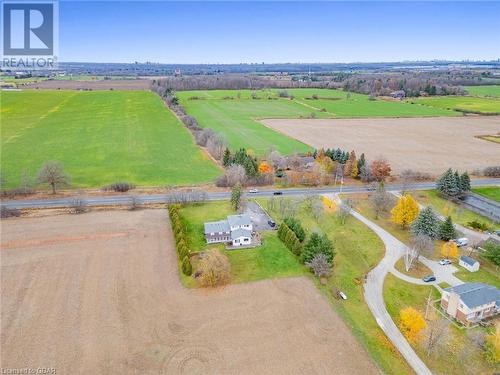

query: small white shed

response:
[459,256,480,272]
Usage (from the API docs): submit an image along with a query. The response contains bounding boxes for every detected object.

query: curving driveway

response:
[326,194,465,375]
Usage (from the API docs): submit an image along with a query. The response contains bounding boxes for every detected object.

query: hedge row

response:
[168,205,192,276]
[277,222,302,256]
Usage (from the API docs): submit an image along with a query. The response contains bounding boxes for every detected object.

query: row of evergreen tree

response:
[223,148,259,177]
[168,205,193,276]
[314,148,350,164]
[436,168,471,198]
[277,222,302,256]
[411,206,457,241]
[277,217,336,266]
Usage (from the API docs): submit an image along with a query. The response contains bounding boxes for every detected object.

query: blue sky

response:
[59,1,500,63]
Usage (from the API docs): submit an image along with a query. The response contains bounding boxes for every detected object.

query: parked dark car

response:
[422,275,436,283]
[268,220,276,228]
[273,191,283,195]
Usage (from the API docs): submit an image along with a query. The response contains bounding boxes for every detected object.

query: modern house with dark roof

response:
[204,214,253,247]
[441,282,500,325]
[459,255,480,272]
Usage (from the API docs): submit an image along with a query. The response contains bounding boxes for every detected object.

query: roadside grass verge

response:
[472,186,500,203]
[260,197,413,375]
[413,190,497,230]
[1,90,221,188]
[384,274,496,375]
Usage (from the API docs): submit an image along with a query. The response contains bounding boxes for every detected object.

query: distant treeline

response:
[152,70,497,97]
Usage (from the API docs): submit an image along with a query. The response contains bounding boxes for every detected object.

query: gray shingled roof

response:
[460,255,479,266]
[444,282,500,309]
[227,214,252,228]
[204,220,230,234]
[230,228,252,240]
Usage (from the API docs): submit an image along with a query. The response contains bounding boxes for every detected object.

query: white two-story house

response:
[204,214,253,247]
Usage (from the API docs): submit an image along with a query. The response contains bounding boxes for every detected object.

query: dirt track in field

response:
[261,116,500,175]
[1,210,378,375]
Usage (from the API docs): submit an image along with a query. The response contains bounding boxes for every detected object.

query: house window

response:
[244,238,249,242]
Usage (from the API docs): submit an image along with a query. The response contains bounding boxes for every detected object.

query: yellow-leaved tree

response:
[399,307,427,343]
[391,194,419,228]
[441,241,458,259]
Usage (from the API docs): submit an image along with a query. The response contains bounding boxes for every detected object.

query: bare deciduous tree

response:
[423,315,449,357]
[37,161,70,194]
[305,253,332,278]
[404,234,433,271]
[337,198,354,225]
[369,182,392,219]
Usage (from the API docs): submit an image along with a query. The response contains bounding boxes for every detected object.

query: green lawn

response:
[178,201,305,284]
[414,190,497,230]
[472,186,500,202]
[410,95,500,114]
[455,267,500,288]
[464,85,500,98]
[384,274,496,375]
[1,90,221,187]
[261,197,413,375]
[178,88,458,156]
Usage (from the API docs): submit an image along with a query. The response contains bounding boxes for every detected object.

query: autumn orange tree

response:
[391,195,420,228]
[258,161,272,174]
[371,158,392,181]
[399,307,427,343]
[441,241,458,259]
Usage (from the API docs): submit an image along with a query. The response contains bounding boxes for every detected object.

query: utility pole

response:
[425,289,433,320]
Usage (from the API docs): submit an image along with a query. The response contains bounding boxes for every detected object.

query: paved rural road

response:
[327,193,464,375]
[2,179,499,209]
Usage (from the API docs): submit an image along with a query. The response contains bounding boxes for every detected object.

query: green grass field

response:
[464,85,500,97]
[1,90,221,187]
[178,88,458,156]
[472,186,500,202]
[410,95,500,114]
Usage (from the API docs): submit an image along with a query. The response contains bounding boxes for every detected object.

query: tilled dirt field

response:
[1,210,378,375]
[261,116,500,175]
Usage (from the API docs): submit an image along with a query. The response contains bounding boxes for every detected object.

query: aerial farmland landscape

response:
[1,1,500,375]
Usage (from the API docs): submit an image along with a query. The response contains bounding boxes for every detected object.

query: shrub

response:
[467,220,489,231]
[483,166,500,177]
[103,182,135,192]
[0,206,21,218]
[182,256,193,276]
[197,249,231,287]
[69,198,88,214]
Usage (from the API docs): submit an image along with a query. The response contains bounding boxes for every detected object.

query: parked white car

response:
[453,238,469,247]
[439,259,451,265]
[248,188,259,193]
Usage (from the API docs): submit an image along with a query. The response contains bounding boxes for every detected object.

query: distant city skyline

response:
[60,1,500,64]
